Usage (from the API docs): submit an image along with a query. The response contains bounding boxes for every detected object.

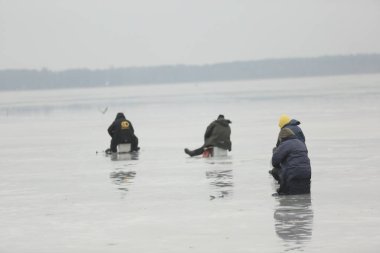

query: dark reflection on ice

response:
[109,170,137,192]
[205,157,233,166]
[273,194,313,251]
[205,158,234,200]
[107,152,139,195]
[206,170,233,188]
[110,171,136,191]
[206,170,233,200]
[109,152,139,161]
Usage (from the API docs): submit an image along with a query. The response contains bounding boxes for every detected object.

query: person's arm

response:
[128,120,135,134]
[272,143,290,168]
[108,122,115,137]
[204,122,215,139]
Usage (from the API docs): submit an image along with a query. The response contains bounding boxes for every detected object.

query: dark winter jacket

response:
[276,119,305,147]
[272,135,311,182]
[108,113,138,151]
[203,118,232,151]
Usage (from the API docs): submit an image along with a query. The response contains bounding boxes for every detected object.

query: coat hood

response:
[279,128,295,141]
[215,118,231,127]
[287,119,301,126]
[115,112,126,120]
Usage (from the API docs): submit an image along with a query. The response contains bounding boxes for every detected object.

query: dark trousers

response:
[270,167,281,182]
[278,178,311,195]
[189,147,205,156]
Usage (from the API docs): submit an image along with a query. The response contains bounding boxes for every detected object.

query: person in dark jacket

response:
[270,114,306,181]
[276,114,305,146]
[272,128,311,195]
[107,112,139,153]
[184,114,232,157]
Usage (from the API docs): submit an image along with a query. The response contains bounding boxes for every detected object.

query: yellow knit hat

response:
[278,114,291,128]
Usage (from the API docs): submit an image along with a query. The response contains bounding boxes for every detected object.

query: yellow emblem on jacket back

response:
[121,121,129,129]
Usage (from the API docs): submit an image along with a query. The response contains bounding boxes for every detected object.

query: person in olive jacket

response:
[184,114,232,157]
[272,128,311,195]
[108,112,139,153]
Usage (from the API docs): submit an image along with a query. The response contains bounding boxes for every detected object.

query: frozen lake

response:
[1,74,380,252]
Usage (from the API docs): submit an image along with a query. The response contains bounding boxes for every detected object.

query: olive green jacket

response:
[203,119,232,151]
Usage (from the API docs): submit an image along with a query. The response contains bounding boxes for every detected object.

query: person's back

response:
[271,114,306,180]
[108,112,139,152]
[184,114,232,157]
[204,116,232,151]
[277,114,305,145]
[272,128,311,195]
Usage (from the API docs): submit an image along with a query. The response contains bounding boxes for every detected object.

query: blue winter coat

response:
[272,136,311,182]
[283,119,305,143]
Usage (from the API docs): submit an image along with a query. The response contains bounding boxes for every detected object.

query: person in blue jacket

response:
[276,114,305,146]
[270,114,306,181]
[272,128,311,195]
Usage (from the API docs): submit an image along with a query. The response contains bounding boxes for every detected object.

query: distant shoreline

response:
[1,54,380,91]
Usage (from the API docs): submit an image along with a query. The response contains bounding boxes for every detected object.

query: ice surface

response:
[0,74,380,252]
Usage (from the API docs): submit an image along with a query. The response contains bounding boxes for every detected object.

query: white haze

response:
[0,0,379,69]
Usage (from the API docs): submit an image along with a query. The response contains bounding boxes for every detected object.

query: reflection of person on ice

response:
[184,114,232,157]
[107,112,139,153]
[272,128,311,195]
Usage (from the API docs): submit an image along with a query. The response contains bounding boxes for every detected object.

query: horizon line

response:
[1,52,380,72]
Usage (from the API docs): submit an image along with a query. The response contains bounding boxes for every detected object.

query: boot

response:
[184,148,194,156]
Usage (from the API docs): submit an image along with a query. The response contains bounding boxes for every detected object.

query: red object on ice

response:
[202,148,212,158]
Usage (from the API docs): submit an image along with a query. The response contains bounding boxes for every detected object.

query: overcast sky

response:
[0,0,379,70]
